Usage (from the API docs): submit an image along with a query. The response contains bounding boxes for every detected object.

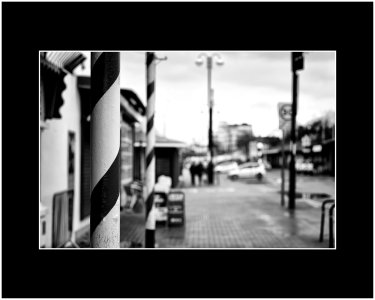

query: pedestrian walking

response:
[190,161,197,186]
[196,161,204,186]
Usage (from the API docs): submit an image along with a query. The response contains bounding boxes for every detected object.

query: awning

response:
[120,89,145,116]
[77,76,145,124]
[134,133,186,149]
[40,52,86,121]
[42,51,86,74]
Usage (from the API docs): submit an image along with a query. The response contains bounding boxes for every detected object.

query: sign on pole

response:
[278,102,292,132]
[292,52,304,72]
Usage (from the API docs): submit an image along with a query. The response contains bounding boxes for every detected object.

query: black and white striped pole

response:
[90,52,120,248]
[145,52,156,248]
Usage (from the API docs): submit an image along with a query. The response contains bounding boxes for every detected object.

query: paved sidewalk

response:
[152,170,334,248]
[78,169,335,248]
[266,169,335,198]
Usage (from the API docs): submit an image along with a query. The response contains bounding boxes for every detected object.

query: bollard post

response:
[319,199,334,242]
[145,52,156,248]
[90,52,120,248]
[329,204,335,248]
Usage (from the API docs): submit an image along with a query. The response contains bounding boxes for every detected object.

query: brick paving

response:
[152,170,334,248]
[78,169,334,248]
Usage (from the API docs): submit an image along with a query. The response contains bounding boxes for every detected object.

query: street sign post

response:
[277,102,292,207]
[292,52,304,72]
[278,102,292,132]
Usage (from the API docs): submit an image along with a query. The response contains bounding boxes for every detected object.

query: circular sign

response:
[279,104,292,121]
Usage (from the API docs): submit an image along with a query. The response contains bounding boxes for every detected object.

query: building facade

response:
[262,113,335,175]
[40,52,145,247]
[215,122,253,154]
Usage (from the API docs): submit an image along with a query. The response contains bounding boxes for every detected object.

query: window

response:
[121,123,134,184]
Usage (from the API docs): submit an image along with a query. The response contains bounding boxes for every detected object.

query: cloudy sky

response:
[75,51,335,145]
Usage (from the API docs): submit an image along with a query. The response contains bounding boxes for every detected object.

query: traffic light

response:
[292,52,304,71]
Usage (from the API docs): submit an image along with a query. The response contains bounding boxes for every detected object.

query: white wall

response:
[40,74,88,248]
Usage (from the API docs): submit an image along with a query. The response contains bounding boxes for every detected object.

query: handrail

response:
[319,199,335,243]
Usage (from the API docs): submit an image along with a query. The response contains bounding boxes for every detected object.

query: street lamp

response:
[195,52,224,184]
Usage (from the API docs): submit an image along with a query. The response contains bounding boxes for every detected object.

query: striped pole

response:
[145,52,156,248]
[90,52,120,248]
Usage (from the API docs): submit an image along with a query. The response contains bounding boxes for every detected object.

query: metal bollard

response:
[329,204,335,248]
[319,199,335,242]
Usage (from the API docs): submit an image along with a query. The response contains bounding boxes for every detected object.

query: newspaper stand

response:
[167,190,185,227]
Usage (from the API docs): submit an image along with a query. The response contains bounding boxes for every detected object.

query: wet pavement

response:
[78,168,335,248]
[153,169,335,248]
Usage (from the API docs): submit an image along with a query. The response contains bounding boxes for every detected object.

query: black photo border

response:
[2,2,373,298]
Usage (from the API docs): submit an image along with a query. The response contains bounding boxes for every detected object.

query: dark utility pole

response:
[208,104,214,167]
[207,56,214,184]
[196,53,223,184]
[281,130,285,207]
[288,52,304,210]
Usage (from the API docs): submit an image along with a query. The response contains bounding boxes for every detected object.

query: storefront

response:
[40,60,145,247]
[40,52,87,248]
[134,134,186,188]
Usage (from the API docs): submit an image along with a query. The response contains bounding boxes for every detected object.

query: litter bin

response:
[167,190,185,226]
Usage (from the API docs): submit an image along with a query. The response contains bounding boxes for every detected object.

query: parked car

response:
[296,159,314,175]
[228,161,266,181]
[214,160,239,174]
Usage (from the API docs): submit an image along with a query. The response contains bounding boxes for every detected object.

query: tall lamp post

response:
[196,53,224,184]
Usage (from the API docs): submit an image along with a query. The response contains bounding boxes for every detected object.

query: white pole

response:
[145,52,156,248]
[90,52,120,248]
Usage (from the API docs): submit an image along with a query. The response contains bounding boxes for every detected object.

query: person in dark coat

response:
[196,161,204,186]
[189,161,196,186]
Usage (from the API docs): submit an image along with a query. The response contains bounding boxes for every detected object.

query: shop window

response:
[121,123,134,184]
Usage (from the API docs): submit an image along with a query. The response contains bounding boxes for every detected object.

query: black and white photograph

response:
[2,1,373,298]
[40,51,337,249]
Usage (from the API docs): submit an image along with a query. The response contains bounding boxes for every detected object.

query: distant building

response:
[216,122,253,153]
[262,112,335,175]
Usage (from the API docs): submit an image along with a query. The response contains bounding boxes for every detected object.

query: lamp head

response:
[216,58,224,66]
[212,53,224,66]
[195,57,204,66]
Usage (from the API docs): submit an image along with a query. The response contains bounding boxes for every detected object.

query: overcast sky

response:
[75,51,335,145]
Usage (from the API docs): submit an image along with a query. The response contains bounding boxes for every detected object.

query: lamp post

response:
[196,53,224,184]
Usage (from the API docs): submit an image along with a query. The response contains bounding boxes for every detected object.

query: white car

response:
[228,161,266,181]
[296,160,314,174]
[214,161,239,174]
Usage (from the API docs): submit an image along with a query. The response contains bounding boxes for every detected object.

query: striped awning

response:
[41,51,86,74]
[40,52,86,121]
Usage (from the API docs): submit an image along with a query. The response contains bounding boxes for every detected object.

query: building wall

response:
[40,74,88,247]
[155,148,180,188]
[135,147,180,188]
